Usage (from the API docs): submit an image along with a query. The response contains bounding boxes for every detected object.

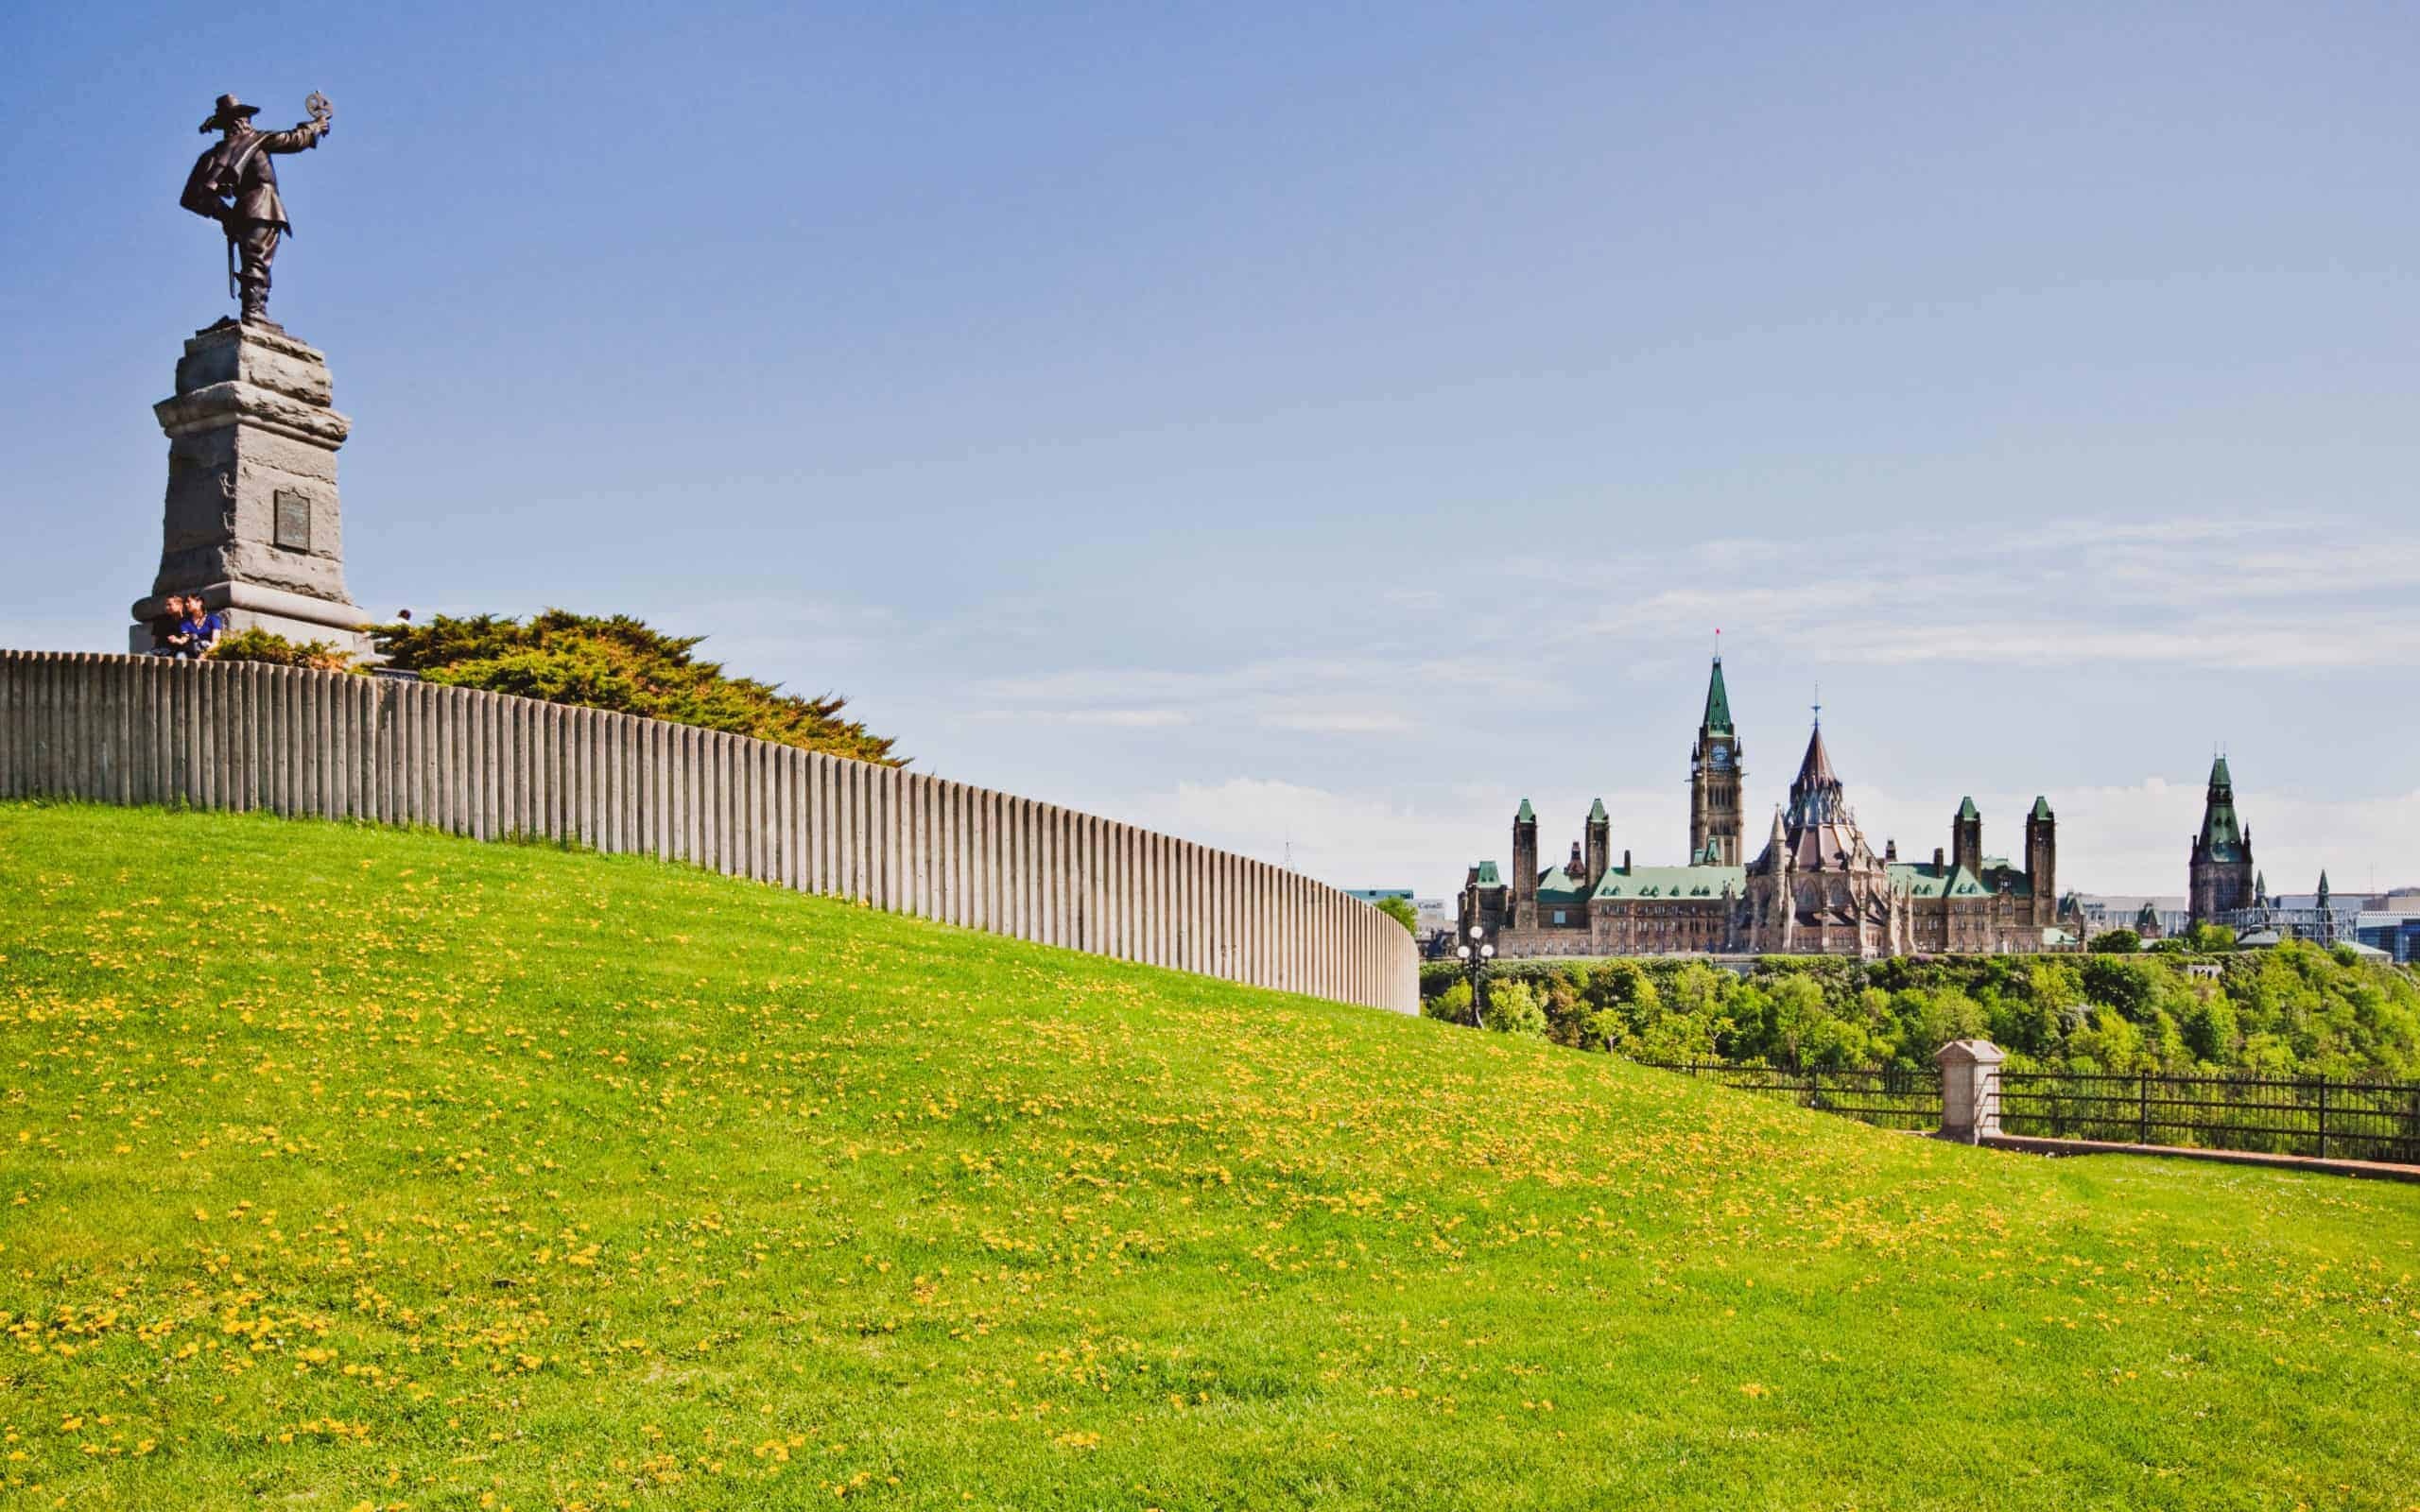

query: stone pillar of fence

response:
[1935,1039,2005,1143]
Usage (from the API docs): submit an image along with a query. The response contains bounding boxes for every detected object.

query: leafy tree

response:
[1759,974,1831,1065]
[1371,896,1418,935]
[2080,956,2155,1022]
[1424,980,1474,1026]
[2088,929,2141,954]
[2182,996,2238,1064]
[2066,1007,2151,1074]
[1535,966,1596,1047]
[1410,944,2418,1078]
[2185,922,2238,954]
[1479,978,1547,1039]
[372,610,902,765]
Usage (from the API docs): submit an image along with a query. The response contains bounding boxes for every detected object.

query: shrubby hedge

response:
[372,610,903,765]
[205,627,366,673]
[1418,946,2420,1077]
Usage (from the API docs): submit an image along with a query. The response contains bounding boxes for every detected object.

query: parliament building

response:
[1457,659,2083,958]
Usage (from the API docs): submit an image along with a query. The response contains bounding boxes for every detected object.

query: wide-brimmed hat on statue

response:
[199,94,262,132]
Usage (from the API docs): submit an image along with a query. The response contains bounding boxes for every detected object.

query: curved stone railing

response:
[0,652,1417,1014]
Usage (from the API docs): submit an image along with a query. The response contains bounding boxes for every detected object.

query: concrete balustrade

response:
[0,652,1419,1015]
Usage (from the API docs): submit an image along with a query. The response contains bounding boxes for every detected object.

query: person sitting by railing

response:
[146,595,189,656]
[170,596,226,659]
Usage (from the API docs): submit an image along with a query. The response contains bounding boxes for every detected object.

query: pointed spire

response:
[1956,796,1980,821]
[2255,869,2268,902]
[1701,656,1733,735]
[1796,721,1838,788]
[2196,755,2244,856]
[1515,798,1535,824]
[2030,796,2053,821]
[1588,797,1608,823]
[2317,869,2332,903]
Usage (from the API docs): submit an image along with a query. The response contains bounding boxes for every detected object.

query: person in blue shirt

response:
[175,596,226,658]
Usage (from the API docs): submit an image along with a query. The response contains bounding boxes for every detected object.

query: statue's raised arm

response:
[182,92,335,327]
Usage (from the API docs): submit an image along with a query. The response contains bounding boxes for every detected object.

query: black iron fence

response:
[1644,1057,2420,1166]
[1643,1061,1942,1131]
[1994,1070,2420,1164]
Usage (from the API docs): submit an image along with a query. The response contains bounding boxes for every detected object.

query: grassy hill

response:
[4,801,2418,1510]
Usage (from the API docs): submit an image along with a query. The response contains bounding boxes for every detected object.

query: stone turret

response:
[1951,797,1983,878]
[1584,798,1610,890]
[1512,799,1539,931]
[2025,797,2057,926]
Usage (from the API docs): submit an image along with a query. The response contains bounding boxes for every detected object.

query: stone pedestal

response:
[1935,1038,2006,1144]
[129,319,373,659]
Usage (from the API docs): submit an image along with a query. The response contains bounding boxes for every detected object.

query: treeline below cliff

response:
[1418,944,2420,1079]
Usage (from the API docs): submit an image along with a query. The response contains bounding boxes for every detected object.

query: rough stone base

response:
[128,578,376,661]
[132,319,372,661]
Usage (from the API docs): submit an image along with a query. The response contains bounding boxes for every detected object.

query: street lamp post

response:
[1454,924,1496,1027]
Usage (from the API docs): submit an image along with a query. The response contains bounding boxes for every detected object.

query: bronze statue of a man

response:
[182,92,333,326]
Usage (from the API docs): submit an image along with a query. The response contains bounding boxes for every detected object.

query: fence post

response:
[2138,1070,2151,1145]
[1935,1040,2005,1144]
[2316,1079,2329,1160]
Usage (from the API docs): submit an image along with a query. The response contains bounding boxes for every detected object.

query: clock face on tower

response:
[1711,747,1731,769]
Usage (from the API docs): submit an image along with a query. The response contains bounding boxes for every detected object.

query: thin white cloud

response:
[1063,709,1193,728]
[974,706,1194,728]
[1260,711,1414,734]
[1512,513,2420,672]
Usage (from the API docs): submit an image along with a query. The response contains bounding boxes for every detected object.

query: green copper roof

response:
[1591,864,1744,901]
[1956,796,1979,821]
[1536,865,1591,903]
[2030,796,2053,821]
[1471,860,1502,887]
[2197,757,2245,859]
[1702,657,1733,735]
[1892,860,2034,900]
[1893,862,1990,899]
[1515,799,1535,824]
[1588,797,1608,823]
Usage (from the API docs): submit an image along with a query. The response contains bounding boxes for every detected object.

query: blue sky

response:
[7,1,2416,898]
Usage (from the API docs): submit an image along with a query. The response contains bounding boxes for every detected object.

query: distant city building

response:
[2356,915,2420,964]
[2187,757,2256,922]
[2179,765,2399,951]
[2076,896,2188,940]
[1458,659,2079,958]
[2225,869,2362,949]
[1341,888,1414,904]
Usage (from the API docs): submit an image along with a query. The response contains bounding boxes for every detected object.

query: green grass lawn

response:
[4,800,2417,1510]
